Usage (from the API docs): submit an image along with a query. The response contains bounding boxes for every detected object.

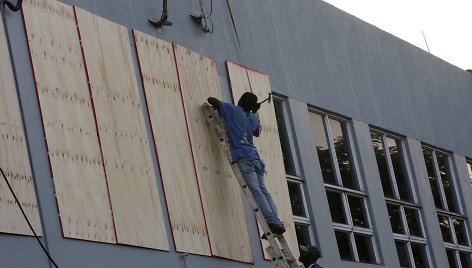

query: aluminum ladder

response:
[202,103,299,268]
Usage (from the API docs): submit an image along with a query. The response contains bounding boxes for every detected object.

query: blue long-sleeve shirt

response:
[217,100,261,162]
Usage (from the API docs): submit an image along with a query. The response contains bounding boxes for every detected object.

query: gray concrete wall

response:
[1,0,472,267]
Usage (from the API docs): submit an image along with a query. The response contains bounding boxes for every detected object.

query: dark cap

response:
[299,245,321,258]
[237,92,258,112]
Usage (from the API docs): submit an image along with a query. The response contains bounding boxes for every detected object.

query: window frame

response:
[371,129,431,267]
[273,95,299,177]
[431,150,461,213]
[370,130,417,203]
[287,175,315,244]
[466,159,472,185]
[423,146,472,268]
[310,109,379,264]
[273,97,315,246]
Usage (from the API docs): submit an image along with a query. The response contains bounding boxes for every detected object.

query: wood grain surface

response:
[174,44,253,263]
[133,30,210,255]
[75,7,168,250]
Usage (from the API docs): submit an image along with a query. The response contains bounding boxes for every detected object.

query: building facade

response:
[1,0,472,267]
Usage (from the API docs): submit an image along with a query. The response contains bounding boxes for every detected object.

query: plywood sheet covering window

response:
[133,30,210,255]
[22,0,115,243]
[226,61,299,259]
[174,44,252,263]
[0,10,42,236]
[74,7,168,250]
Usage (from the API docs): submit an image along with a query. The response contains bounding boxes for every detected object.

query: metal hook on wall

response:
[190,0,213,33]
[149,0,172,29]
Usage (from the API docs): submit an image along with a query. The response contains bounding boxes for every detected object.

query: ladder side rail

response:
[277,235,299,268]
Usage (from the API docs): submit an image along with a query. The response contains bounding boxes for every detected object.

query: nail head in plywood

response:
[174,44,253,263]
[75,7,168,250]
[22,0,115,243]
[226,61,300,260]
[0,8,42,236]
[133,30,210,255]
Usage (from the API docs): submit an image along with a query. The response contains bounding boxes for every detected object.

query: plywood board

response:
[133,30,210,255]
[0,9,42,236]
[22,0,116,243]
[174,44,253,263]
[75,7,168,250]
[226,61,299,259]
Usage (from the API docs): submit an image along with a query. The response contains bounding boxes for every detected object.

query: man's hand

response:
[207,97,220,111]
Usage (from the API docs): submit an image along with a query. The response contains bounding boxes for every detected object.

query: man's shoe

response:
[261,223,286,239]
[272,225,286,235]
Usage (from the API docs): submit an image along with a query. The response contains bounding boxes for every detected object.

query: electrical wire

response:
[208,0,213,17]
[1,0,23,12]
[225,0,254,93]
[0,167,59,268]
[208,0,213,33]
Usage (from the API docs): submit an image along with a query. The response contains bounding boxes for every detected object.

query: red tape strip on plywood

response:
[133,30,211,255]
[22,0,115,243]
[75,7,168,250]
[174,44,253,263]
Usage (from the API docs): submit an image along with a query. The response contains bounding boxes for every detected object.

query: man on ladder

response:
[207,92,286,237]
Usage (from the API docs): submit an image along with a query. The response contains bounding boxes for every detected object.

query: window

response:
[288,176,313,246]
[310,111,378,264]
[466,160,472,185]
[273,98,314,246]
[371,131,430,267]
[273,98,296,176]
[423,147,472,268]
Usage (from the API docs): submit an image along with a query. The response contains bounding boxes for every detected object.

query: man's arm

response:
[207,97,220,111]
[252,114,261,137]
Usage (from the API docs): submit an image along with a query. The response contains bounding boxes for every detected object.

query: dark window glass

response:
[436,153,457,213]
[354,234,376,264]
[438,215,453,243]
[452,218,469,246]
[467,162,472,184]
[348,195,368,228]
[423,149,443,209]
[459,251,471,268]
[405,207,423,237]
[310,113,336,185]
[387,203,405,234]
[330,119,356,189]
[387,137,411,201]
[371,132,394,198]
[395,240,410,268]
[287,181,306,217]
[295,223,311,247]
[326,191,347,224]
[446,249,458,268]
[411,243,428,268]
[335,231,354,261]
[274,100,296,176]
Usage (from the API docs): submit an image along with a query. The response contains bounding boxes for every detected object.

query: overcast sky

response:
[322,0,472,70]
